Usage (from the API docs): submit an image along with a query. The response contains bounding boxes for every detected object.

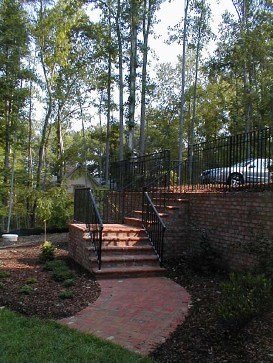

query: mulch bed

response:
[151,258,273,363]
[2,234,273,361]
[0,236,100,319]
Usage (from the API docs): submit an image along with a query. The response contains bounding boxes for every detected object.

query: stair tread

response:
[102,236,148,241]
[87,245,152,252]
[102,245,153,251]
[164,197,189,203]
[103,224,145,231]
[90,254,158,262]
[124,217,142,221]
[154,205,180,210]
[133,210,169,217]
[94,265,165,274]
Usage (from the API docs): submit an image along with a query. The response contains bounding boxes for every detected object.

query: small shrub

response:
[20,285,33,295]
[43,259,75,282]
[39,241,55,263]
[63,278,75,287]
[0,271,10,279]
[43,260,65,271]
[243,232,273,278]
[218,272,272,330]
[52,266,74,282]
[59,289,73,299]
[25,277,37,285]
[187,232,225,274]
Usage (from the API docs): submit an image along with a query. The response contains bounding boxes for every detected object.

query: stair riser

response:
[102,231,146,238]
[87,245,153,254]
[102,240,149,247]
[70,222,166,279]
[96,260,159,268]
[130,211,142,219]
[102,249,154,256]
[131,211,169,219]
[163,198,189,204]
[123,218,143,228]
[96,270,165,279]
[85,238,149,247]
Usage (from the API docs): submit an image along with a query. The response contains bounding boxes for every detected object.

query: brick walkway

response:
[60,277,190,355]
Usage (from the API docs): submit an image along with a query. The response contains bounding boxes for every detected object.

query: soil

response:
[0,234,100,319]
[2,234,273,361]
[151,258,273,363]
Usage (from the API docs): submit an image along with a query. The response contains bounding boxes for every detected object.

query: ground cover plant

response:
[0,239,100,318]
[0,309,151,363]
[0,236,153,362]
[2,233,273,362]
[152,256,273,363]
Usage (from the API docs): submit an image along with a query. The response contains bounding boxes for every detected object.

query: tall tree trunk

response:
[36,0,53,190]
[56,103,65,185]
[188,1,205,183]
[7,144,16,233]
[232,0,253,132]
[178,0,190,184]
[105,5,112,184]
[116,0,124,161]
[128,0,138,153]
[36,101,52,189]
[98,90,104,181]
[26,76,34,228]
[27,80,33,188]
[79,97,88,187]
[139,0,152,156]
[105,61,111,184]
[4,100,11,187]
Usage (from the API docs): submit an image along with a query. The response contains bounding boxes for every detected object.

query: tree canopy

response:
[0,0,272,231]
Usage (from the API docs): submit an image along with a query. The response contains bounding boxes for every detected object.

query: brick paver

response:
[60,277,190,355]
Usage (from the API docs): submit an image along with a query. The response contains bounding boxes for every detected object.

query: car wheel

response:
[228,173,244,187]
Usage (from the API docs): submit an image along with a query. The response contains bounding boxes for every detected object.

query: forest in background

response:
[0,0,273,231]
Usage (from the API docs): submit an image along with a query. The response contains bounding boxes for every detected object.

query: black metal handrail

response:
[93,154,172,223]
[142,190,166,265]
[74,188,104,270]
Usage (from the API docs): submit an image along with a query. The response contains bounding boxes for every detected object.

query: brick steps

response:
[123,217,143,228]
[69,193,191,279]
[101,245,154,255]
[87,245,154,256]
[76,222,165,278]
[132,210,169,218]
[91,254,159,268]
[163,197,190,205]
[101,224,146,238]
[154,205,180,212]
[93,265,166,279]
[101,237,149,247]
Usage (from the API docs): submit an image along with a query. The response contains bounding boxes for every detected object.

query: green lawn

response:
[0,309,153,363]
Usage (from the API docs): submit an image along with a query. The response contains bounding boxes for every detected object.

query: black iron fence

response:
[74,188,103,269]
[171,127,273,192]
[93,189,143,224]
[72,128,273,269]
[93,149,172,223]
[91,128,273,224]
[109,149,171,190]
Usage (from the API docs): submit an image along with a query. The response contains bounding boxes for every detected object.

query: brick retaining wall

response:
[68,224,92,272]
[180,191,273,270]
[69,191,273,272]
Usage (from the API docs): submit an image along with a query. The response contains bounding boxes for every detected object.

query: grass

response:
[0,309,153,363]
